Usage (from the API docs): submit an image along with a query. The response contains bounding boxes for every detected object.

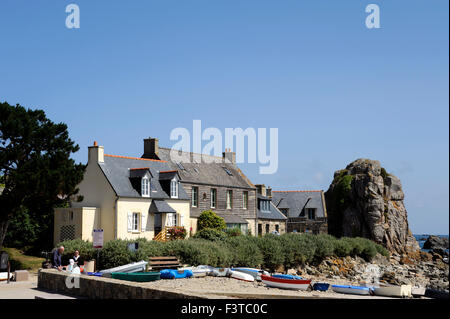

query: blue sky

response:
[0,1,448,234]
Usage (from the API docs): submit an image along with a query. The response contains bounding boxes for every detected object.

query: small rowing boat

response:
[331,285,371,295]
[229,270,255,282]
[160,269,193,279]
[411,287,426,297]
[179,267,209,277]
[211,268,231,277]
[111,272,160,282]
[230,268,269,281]
[312,282,330,291]
[261,274,311,290]
[0,272,12,282]
[373,285,412,298]
[99,260,148,274]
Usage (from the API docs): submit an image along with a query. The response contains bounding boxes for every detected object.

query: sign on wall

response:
[93,229,104,249]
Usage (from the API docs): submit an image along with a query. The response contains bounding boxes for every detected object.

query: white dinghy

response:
[373,285,412,298]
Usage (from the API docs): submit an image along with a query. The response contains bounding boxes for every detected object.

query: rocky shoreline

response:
[285,252,449,293]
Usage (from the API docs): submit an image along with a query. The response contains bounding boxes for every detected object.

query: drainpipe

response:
[114,196,119,240]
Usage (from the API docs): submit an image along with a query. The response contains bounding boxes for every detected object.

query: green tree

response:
[197,210,226,231]
[0,102,85,249]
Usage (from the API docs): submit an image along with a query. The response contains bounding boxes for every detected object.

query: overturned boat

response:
[229,270,255,282]
[373,285,412,298]
[261,274,311,290]
[331,284,372,295]
[99,260,148,275]
[230,268,269,281]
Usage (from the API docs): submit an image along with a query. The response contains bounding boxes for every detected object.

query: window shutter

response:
[180,214,184,227]
[127,213,132,232]
[141,214,146,232]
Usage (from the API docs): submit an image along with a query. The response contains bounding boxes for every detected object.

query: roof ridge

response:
[159,147,224,160]
[105,154,167,163]
[129,167,150,171]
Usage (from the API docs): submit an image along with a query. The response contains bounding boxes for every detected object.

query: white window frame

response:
[226,190,233,209]
[243,191,248,210]
[141,177,150,197]
[132,212,140,232]
[170,179,178,198]
[261,200,269,212]
[191,187,198,207]
[210,188,217,208]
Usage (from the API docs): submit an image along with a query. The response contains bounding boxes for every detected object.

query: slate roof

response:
[271,191,326,218]
[155,148,255,189]
[98,154,189,200]
[215,213,249,224]
[257,200,288,220]
[150,200,177,214]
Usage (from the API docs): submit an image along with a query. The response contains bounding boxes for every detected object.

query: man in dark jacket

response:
[52,246,64,270]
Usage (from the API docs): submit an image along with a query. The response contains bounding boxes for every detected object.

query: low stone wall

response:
[37,269,205,299]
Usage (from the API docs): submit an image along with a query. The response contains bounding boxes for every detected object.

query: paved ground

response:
[0,273,80,299]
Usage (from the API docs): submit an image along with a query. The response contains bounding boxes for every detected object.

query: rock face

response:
[423,236,449,250]
[325,159,420,254]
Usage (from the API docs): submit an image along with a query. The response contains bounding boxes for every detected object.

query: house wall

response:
[71,161,116,242]
[257,219,286,236]
[53,207,100,245]
[287,217,328,234]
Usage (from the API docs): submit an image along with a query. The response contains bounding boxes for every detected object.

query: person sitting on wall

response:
[51,246,64,271]
[73,250,84,266]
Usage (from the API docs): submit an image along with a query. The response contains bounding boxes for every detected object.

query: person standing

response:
[52,246,64,270]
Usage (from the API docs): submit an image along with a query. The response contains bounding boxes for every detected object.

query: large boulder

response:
[325,159,420,254]
[423,235,449,250]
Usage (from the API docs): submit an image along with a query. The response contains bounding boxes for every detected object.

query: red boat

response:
[261,274,311,290]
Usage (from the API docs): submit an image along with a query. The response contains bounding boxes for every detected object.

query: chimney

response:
[222,148,236,164]
[255,184,266,197]
[143,137,159,159]
[266,186,272,198]
[88,141,104,163]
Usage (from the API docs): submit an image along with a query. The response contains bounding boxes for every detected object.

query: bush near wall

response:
[58,234,389,270]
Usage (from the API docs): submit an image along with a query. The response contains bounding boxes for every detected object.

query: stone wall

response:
[37,269,205,299]
[257,220,286,235]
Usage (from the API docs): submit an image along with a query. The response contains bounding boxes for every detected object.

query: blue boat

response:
[313,283,330,291]
[160,269,193,279]
[331,284,371,295]
[87,272,103,277]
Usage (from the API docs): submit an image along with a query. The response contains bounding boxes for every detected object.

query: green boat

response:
[111,272,160,282]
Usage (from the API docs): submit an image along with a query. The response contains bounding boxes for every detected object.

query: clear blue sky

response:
[0,1,448,234]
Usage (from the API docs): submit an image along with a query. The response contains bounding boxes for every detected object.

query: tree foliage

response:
[197,210,226,231]
[0,102,85,249]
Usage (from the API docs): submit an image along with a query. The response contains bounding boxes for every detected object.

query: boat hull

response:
[230,268,269,281]
[313,283,330,291]
[99,260,148,274]
[331,285,371,295]
[160,269,193,279]
[373,285,412,298]
[229,270,255,282]
[261,274,311,290]
[111,272,160,282]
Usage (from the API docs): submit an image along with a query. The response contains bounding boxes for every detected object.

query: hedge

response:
[58,233,389,271]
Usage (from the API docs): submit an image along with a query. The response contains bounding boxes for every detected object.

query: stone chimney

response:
[142,137,159,159]
[266,186,272,198]
[255,184,266,197]
[222,148,236,164]
[88,141,104,163]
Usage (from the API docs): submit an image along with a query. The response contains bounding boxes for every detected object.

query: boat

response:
[424,288,450,300]
[179,267,209,277]
[230,268,269,281]
[373,285,412,298]
[210,268,231,277]
[86,272,103,277]
[313,283,330,291]
[261,274,311,290]
[160,269,193,279]
[229,270,255,282]
[196,265,216,275]
[331,285,371,295]
[99,260,148,274]
[111,272,160,282]
[271,274,303,280]
[411,287,426,297]
[0,272,12,282]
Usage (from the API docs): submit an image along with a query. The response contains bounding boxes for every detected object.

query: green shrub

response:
[314,234,336,261]
[58,239,96,264]
[197,210,226,231]
[257,234,284,271]
[334,238,353,257]
[193,228,228,241]
[98,239,147,270]
[223,227,242,237]
[375,243,390,257]
[225,236,263,267]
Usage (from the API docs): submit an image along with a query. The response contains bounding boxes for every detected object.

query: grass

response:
[2,247,45,273]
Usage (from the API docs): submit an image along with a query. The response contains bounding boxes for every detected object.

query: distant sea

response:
[414,234,449,253]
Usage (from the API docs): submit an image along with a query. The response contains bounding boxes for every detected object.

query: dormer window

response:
[142,177,150,197]
[260,200,270,212]
[170,179,178,198]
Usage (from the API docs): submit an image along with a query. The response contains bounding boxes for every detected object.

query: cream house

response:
[53,142,190,245]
